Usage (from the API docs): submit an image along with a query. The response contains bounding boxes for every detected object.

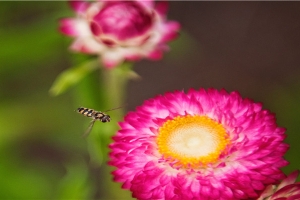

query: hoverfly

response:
[76,106,123,137]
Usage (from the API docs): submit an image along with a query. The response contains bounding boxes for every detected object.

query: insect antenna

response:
[104,104,126,112]
[82,119,96,138]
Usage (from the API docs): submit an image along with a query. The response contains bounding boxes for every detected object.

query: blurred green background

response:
[0,1,300,199]
[0,2,132,199]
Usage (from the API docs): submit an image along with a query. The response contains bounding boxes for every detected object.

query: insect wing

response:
[82,120,96,138]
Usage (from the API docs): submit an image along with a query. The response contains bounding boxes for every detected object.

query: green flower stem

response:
[88,62,134,199]
[69,61,134,199]
[100,63,131,119]
[87,62,134,165]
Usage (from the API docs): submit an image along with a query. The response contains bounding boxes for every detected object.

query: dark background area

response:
[131,2,300,103]
[0,1,299,199]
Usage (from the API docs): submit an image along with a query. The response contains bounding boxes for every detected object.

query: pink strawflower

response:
[257,170,300,200]
[59,0,180,68]
[109,88,289,200]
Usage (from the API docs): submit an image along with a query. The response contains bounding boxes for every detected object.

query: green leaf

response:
[49,59,100,96]
[55,158,94,200]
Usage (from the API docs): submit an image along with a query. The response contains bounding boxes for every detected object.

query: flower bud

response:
[60,0,180,68]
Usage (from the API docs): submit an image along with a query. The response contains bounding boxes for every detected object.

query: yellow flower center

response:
[157,115,229,168]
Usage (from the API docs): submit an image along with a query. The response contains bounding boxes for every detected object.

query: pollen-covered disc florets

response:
[109,88,289,200]
[157,115,229,168]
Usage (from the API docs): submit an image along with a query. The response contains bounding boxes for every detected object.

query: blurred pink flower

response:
[257,170,300,200]
[59,0,180,68]
[109,88,289,199]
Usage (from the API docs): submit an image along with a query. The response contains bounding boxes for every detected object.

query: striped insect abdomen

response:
[77,107,96,118]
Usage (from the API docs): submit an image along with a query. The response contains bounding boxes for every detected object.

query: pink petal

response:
[136,0,155,9]
[125,54,141,61]
[70,38,100,54]
[155,1,169,16]
[147,49,164,60]
[277,170,300,190]
[59,18,80,36]
[102,53,124,69]
[160,21,181,42]
[69,0,89,14]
